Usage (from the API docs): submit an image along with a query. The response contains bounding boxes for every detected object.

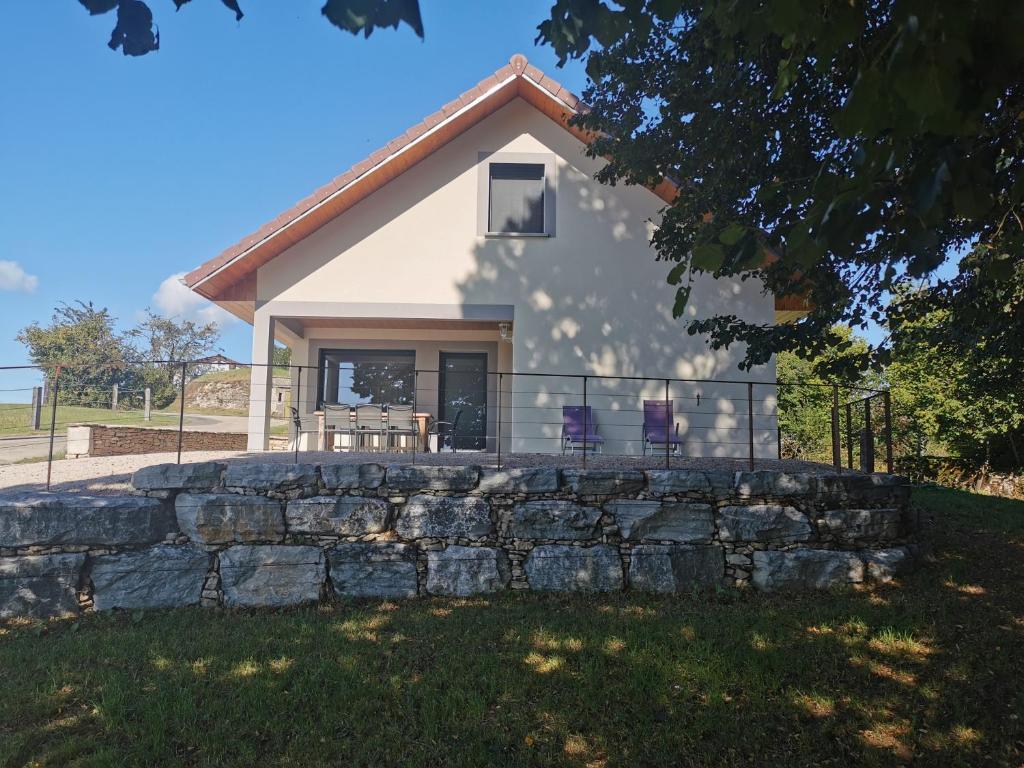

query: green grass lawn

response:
[2,487,1022,767]
[0,404,179,437]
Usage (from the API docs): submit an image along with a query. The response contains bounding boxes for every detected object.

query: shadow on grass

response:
[2,487,1023,767]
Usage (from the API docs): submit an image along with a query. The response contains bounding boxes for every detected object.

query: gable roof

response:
[183,54,680,323]
[184,54,803,324]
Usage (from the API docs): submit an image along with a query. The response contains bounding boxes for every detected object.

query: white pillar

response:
[247,310,276,450]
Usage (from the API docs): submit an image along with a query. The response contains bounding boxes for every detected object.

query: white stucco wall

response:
[255,98,777,456]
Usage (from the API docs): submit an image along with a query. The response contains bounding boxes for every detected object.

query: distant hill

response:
[169,368,290,415]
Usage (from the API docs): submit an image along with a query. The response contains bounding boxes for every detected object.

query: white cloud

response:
[0,261,39,293]
[152,272,235,327]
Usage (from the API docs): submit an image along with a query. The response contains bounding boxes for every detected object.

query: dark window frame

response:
[477,151,556,237]
[487,162,546,234]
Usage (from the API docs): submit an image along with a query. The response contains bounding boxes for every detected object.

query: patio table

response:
[313,410,433,452]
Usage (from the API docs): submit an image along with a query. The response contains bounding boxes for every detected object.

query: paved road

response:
[0,414,286,464]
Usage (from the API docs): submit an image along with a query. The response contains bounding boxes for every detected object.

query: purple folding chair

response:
[561,406,604,455]
[643,399,684,456]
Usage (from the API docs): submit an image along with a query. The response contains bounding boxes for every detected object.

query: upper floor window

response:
[477,151,556,237]
[488,163,545,234]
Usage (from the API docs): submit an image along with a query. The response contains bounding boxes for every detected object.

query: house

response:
[183,55,801,456]
[192,354,245,372]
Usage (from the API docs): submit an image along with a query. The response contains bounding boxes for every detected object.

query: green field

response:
[0,404,179,437]
[1,487,1022,767]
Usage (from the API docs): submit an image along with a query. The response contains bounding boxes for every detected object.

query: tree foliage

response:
[16,302,133,406]
[16,303,221,408]
[888,295,1024,468]
[126,310,222,407]
[776,326,876,462]
[538,0,1024,379]
[272,345,292,369]
[76,0,423,56]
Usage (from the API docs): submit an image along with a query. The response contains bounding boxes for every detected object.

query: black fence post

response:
[831,384,842,473]
[496,371,502,471]
[747,381,755,471]
[664,378,671,469]
[177,361,187,464]
[45,365,61,491]
[294,365,302,464]
[412,369,418,465]
[884,389,894,474]
[863,397,873,473]
[582,375,588,469]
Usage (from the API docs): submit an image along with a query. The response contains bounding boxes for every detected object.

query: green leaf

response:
[666,261,688,285]
[718,223,747,246]
[321,0,424,39]
[672,285,692,318]
[691,243,726,272]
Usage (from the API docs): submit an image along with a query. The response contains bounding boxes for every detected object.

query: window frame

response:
[477,151,556,238]
[316,347,417,410]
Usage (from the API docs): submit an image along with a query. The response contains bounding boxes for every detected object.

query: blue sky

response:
[0,1,586,396]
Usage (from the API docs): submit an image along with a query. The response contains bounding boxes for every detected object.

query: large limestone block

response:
[320,463,385,490]
[717,504,812,543]
[219,545,325,607]
[329,543,418,598]
[286,496,390,536]
[386,465,480,492]
[0,493,176,548]
[628,544,723,593]
[222,463,320,494]
[508,500,601,540]
[395,495,493,539]
[734,471,816,499]
[132,462,225,492]
[426,546,510,596]
[645,470,733,497]
[0,553,84,618]
[752,549,864,591]
[607,500,714,542]
[561,470,644,496]
[175,494,284,545]
[525,544,623,592]
[91,545,209,610]
[822,508,901,542]
[478,468,559,494]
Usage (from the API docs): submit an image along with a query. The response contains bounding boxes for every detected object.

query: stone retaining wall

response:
[0,462,925,618]
[65,425,247,459]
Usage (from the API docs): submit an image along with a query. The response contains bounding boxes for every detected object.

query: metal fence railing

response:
[0,361,892,491]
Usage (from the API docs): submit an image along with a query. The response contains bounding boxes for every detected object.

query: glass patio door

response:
[438,352,487,450]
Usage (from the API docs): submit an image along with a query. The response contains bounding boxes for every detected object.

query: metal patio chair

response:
[561,405,604,455]
[428,409,461,453]
[385,404,418,452]
[323,403,354,451]
[354,403,385,452]
[642,399,684,456]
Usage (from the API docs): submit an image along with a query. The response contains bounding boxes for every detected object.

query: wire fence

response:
[0,361,892,490]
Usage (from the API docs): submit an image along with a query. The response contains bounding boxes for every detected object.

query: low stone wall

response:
[0,462,924,618]
[65,425,247,459]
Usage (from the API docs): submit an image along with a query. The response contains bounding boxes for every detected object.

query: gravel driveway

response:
[0,450,845,496]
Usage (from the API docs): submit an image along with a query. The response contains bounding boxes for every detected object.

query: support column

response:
[247,310,276,451]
